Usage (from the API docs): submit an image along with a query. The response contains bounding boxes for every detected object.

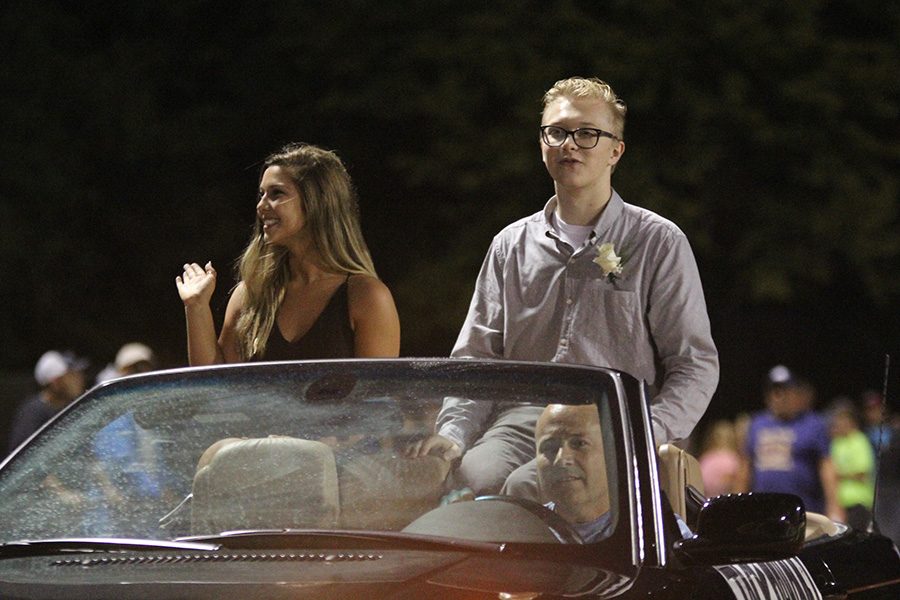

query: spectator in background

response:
[95,342,157,384]
[861,390,891,453]
[89,343,168,536]
[698,419,740,497]
[733,412,751,460]
[7,351,87,453]
[829,399,875,531]
[736,365,844,522]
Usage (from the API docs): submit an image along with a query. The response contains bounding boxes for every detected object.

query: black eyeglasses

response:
[540,125,619,149]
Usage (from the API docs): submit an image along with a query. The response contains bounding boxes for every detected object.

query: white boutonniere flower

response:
[593,243,624,281]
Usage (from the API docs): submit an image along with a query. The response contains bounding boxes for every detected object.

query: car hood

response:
[0,548,634,599]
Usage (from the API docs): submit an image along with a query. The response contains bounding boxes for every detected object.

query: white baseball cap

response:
[34,350,88,387]
[765,364,802,389]
[114,343,155,371]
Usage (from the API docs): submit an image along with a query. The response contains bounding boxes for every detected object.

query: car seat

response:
[191,436,340,534]
[657,443,706,526]
[190,435,451,534]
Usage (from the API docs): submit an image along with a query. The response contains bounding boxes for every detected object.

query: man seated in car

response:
[535,403,612,543]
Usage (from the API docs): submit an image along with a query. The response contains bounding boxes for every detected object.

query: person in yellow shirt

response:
[829,401,875,531]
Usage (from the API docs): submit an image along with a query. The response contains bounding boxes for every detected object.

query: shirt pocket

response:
[588,285,638,330]
[584,285,642,366]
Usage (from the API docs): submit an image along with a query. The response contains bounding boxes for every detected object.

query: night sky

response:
[1,2,898,443]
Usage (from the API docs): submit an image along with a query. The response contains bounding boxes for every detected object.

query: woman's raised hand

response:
[176,262,217,307]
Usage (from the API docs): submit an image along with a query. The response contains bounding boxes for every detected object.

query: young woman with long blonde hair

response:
[176,143,400,364]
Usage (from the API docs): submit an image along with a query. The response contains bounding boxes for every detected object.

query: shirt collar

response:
[541,190,625,241]
[544,501,613,542]
[594,190,624,240]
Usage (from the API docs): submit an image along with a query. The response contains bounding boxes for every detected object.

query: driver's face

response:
[535,405,608,524]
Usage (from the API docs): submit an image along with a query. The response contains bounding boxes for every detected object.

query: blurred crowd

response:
[692,365,898,540]
[5,343,158,455]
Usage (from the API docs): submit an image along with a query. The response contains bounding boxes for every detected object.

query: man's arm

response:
[450,239,506,361]
[410,241,506,458]
[645,231,719,443]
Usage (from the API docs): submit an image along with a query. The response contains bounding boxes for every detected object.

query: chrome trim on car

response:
[637,381,667,568]
[610,372,642,566]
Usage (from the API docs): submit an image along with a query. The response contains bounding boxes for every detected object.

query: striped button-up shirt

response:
[440,191,719,446]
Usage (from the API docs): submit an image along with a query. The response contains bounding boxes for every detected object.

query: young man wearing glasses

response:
[410,77,719,497]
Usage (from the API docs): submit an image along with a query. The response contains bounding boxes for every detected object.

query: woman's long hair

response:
[234,143,377,360]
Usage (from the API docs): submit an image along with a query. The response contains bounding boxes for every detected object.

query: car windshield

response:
[0,360,625,547]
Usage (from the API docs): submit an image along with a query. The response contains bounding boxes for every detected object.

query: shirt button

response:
[566,298,573,305]
[560,338,568,346]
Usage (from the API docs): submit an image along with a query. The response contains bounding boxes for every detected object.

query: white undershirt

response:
[553,211,596,250]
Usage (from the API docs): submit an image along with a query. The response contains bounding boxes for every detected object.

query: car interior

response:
[189,434,598,544]
[657,443,705,527]
[190,439,706,542]
[190,436,451,534]
[655,444,841,544]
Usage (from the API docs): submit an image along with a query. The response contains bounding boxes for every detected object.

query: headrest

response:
[191,436,339,533]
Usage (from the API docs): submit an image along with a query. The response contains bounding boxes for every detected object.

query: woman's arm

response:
[176,262,243,365]
[819,456,846,523]
[348,275,400,357]
[177,262,222,366]
[216,282,245,363]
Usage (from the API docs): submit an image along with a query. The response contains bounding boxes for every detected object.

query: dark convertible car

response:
[0,359,897,598]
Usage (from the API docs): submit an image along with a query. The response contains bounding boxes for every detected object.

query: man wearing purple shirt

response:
[737,365,844,521]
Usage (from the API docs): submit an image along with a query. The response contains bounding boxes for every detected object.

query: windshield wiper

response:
[180,529,505,553]
[0,538,219,559]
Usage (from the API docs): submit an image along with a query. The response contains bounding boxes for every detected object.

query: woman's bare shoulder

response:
[346,273,400,357]
[232,280,248,299]
[346,274,395,310]
[223,281,249,317]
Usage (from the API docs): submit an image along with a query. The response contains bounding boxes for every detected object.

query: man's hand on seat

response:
[405,434,462,461]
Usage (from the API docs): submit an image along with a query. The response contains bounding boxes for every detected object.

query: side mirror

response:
[674,493,805,565]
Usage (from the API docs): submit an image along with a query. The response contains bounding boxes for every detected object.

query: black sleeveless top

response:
[256,278,355,360]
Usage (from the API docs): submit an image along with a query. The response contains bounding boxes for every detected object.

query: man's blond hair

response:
[542,77,627,139]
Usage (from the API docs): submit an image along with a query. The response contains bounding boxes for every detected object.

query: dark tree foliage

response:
[1,0,897,416]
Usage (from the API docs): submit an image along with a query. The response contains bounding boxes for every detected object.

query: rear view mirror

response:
[674,493,805,565]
